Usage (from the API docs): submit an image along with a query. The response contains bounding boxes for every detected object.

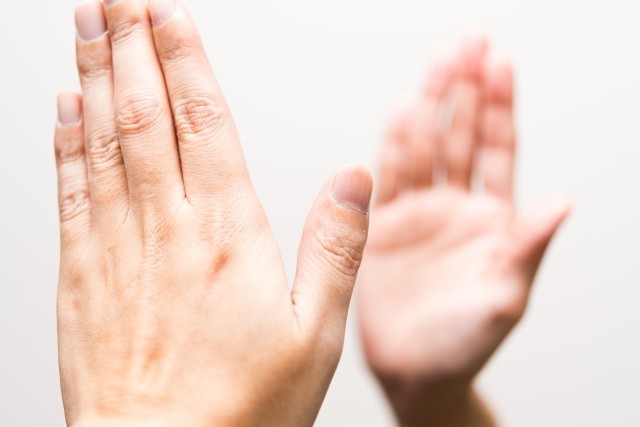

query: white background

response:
[1,0,639,425]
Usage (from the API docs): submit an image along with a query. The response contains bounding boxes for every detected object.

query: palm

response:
[360,188,526,381]
[357,42,570,387]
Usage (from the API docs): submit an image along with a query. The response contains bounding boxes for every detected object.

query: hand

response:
[357,38,571,426]
[55,1,372,426]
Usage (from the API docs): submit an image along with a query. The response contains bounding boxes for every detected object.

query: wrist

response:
[72,416,173,427]
[71,410,200,427]
[382,379,495,427]
[73,420,164,427]
[68,396,254,427]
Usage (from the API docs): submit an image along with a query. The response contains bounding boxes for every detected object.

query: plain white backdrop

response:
[1,0,639,425]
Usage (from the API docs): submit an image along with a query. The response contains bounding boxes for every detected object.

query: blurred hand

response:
[55,1,372,426]
[357,38,571,426]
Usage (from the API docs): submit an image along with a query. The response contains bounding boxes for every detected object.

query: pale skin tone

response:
[358,38,572,427]
[55,0,373,426]
[56,3,568,426]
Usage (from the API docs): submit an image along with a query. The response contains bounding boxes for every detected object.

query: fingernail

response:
[75,2,107,41]
[149,0,177,27]
[331,167,373,214]
[58,92,82,126]
[103,0,117,6]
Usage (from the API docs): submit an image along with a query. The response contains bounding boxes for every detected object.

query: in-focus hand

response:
[55,1,372,426]
[357,38,571,426]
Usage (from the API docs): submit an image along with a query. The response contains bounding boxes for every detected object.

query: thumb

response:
[514,194,573,281]
[292,165,373,337]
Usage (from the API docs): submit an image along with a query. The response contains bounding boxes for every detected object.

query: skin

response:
[358,38,572,427]
[54,1,373,426]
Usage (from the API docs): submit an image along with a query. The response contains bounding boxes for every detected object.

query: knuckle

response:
[154,20,202,65]
[58,272,85,317]
[58,269,81,292]
[109,17,145,45]
[315,228,364,277]
[59,189,91,223]
[86,129,122,171]
[78,63,111,82]
[141,220,174,254]
[115,94,163,136]
[77,46,111,82]
[173,96,227,142]
[156,37,196,65]
[55,132,85,166]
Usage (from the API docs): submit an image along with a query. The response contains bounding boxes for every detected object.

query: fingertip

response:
[529,194,574,225]
[389,95,415,123]
[387,95,416,140]
[517,194,574,259]
[331,165,373,214]
[544,194,574,226]
[292,165,373,329]
[424,52,455,97]
[148,0,178,27]
[57,91,83,127]
[75,1,108,42]
[460,33,490,81]
[484,54,514,105]
[465,32,490,52]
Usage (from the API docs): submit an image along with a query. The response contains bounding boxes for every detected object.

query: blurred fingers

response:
[443,37,487,189]
[377,101,413,205]
[480,56,516,201]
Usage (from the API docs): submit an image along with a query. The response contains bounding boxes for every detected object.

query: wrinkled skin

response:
[55,1,372,426]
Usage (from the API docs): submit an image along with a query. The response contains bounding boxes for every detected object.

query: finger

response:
[406,101,435,188]
[148,0,250,202]
[103,0,184,208]
[292,166,372,338]
[55,92,91,248]
[377,100,412,205]
[514,195,573,283]
[409,56,454,188]
[444,37,488,190]
[75,2,128,225]
[480,56,516,202]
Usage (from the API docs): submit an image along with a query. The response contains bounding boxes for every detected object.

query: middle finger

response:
[104,0,184,212]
